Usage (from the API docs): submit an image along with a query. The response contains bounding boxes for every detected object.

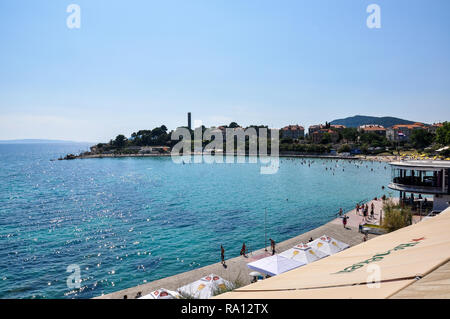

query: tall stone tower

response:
[188,112,192,130]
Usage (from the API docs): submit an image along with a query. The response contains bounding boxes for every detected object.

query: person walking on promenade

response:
[356,203,360,215]
[343,215,348,229]
[270,238,276,255]
[240,242,247,257]
[220,245,225,265]
[370,205,374,220]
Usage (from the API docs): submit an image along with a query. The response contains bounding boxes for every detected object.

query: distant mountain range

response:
[330,115,424,128]
[0,139,91,144]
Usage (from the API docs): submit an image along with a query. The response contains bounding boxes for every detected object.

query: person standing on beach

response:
[220,245,225,265]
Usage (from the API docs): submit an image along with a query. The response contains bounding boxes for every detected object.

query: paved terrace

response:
[97,199,386,299]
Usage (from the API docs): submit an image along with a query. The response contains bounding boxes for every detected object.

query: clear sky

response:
[0,0,449,142]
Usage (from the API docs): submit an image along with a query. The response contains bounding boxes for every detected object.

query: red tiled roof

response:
[283,125,304,131]
[312,129,338,134]
[363,126,386,131]
[392,124,424,129]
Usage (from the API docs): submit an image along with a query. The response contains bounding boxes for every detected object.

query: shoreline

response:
[65,152,399,163]
[96,198,387,299]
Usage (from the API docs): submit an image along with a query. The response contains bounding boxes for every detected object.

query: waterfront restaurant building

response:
[388,161,450,212]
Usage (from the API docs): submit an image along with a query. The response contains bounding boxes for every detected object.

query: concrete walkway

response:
[331,198,386,228]
[96,199,383,299]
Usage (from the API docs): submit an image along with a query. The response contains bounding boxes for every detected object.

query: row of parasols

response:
[247,235,349,277]
[138,235,349,299]
[139,274,232,299]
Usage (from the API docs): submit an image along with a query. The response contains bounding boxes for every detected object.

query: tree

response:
[114,134,127,148]
[338,144,351,153]
[229,122,240,128]
[280,137,294,144]
[359,132,387,147]
[320,133,331,144]
[410,129,434,149]
[341,128,358,142]
[435,122,450,146]
[381,199,412,233]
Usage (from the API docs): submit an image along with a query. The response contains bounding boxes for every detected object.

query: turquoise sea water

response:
[0,143,392,298]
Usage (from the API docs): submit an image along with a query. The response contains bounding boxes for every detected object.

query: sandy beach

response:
[96,199,387,299]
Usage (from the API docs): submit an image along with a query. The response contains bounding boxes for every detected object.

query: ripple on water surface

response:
[0,144,391,298]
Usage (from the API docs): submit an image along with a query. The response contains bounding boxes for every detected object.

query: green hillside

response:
[330,115,423,128]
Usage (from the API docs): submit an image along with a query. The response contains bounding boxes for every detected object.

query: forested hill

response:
[330,115,421,128]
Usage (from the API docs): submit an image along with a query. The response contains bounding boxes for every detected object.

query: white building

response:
[389,161,450,212]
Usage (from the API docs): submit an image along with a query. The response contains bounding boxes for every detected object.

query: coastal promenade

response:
[96,199,386,299]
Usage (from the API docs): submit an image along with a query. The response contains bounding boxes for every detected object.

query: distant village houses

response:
[307,123,345,144]
[428,123,444,134]
[311,129,340,144]
[281,125,304,139]
[308,123,345,136]
[386,123,426,142]
[358,124,386,136]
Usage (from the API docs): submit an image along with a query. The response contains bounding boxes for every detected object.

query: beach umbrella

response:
[279,243,327,264]
[177,274,232,299]
[307,235,349,256]
[139,288,181,299]
[247,255,305,277]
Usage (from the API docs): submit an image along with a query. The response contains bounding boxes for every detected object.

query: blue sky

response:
[0,0,449,142]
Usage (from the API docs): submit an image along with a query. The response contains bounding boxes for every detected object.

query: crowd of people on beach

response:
[336,194,386,243]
